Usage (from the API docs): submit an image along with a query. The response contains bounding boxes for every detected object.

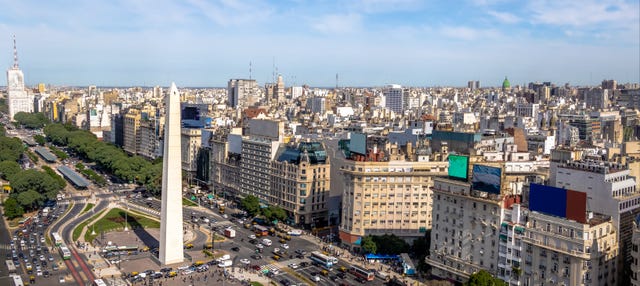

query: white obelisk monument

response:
[159,82,184,265]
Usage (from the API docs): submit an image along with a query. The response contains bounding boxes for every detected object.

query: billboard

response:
[471,164,502,194]
[529,183,566,218]
[448,155,469,180]
[349,133,367,155]
[566,190,587,223]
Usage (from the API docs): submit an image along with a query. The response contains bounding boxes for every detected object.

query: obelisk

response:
[159,82,184,265]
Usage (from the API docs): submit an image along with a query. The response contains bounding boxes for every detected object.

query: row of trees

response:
[240,195,287,223]
[43,123,162,194]
[13,112,50,129]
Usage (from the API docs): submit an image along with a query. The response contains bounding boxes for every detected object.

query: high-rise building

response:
[276,75,285,101]
[602,79,617,90]
[228,79,258,108]
[181,128,201,174]
[123,108,141,155]
[632,221,640,286]
[339,135,447,251]
[383,84,404,114]
[240,119,285,202]
[272,141,331,226]
[549,158,640,283]
[468,80,480,90]
[6,35,33,120]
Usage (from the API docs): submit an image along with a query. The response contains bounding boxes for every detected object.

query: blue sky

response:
[0,0,638,87]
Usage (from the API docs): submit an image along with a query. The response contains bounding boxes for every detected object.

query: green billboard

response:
[448,154,469,180]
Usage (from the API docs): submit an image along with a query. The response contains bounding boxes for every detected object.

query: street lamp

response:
[91,207,96,236]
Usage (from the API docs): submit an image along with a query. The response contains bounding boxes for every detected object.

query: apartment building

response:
[339,136,448,252]
[272,141,330,226]
[550,159,640,283]
[209,131,242,199]
[522,211,618,286]
[123,108,141,155]
[427,177,503,283]
[632,221,640,286]
[181,128,201,173]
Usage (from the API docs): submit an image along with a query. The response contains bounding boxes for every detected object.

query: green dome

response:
[502,76,511,89]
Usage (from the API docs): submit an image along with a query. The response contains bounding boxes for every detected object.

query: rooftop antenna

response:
[336,73,339,89]
[249,61,252,81]
[272,57,275,83]
[12,34,19,68]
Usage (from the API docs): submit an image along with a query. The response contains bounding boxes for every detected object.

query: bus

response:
[310,251,338,269]
[92,279,108,286]
[6,260,16,273]
[350,265,375,281]
[59,244,71,260]
[253,225,269,237]
[51,232,63,246]
[10,274,24,286]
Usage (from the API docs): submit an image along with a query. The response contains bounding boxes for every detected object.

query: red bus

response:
[350,265,375,281]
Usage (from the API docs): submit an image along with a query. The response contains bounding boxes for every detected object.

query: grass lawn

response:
[80,203,95,215]
[250,282,264,286]
[72,209,106,241]
[84,208,159,243]
[182,197,197,206]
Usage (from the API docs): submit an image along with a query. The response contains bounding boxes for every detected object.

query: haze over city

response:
[1,0,638,87]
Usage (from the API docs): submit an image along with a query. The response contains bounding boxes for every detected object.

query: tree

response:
[372,234,410,255]
[361,235,377,254]
[263,206,287,222]
[13,112,49,129]
[0,137,25,162]
[241,195,261,217]
[16,190,44,211]
[0,160,21,180]
[3,197,24,219]
[466,270,506,286]
[33,134,46,146]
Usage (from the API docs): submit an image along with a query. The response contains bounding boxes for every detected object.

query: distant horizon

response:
[1,1,638,87]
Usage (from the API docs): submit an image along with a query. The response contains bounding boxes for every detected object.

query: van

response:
[217,260,232,268]
[376,271,390,281]
[262,238,272,246]
[218,254,231,261]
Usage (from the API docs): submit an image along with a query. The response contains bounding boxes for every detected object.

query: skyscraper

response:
[383,84,404,114]
[159,83,184,265]
[6,35,33,120]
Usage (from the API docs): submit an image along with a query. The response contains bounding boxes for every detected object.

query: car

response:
[281,244,289,249]
[48,255,54,261]
[311,275,321,282]
[248,239,258,244]
[248,234,256,239]
[160,267,173,273]
[40,254,46,261]
[288,263,299,269]
[336,272,347,279]
[251,254,263,260]
[52,264,59,271]
[43,270,50,278]
[355,276,367,283]
[59,276,65,283]
[182,269,194,275]
[36,270,43,276]
[256,243,264,249]
[279,278,292,286]
[295,249,307,255]
[231,246,240,252]
[203,218,210,223]
[239,258,250,264]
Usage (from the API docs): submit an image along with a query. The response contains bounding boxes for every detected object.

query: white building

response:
[6,36,33,120]
[384,84,404,114]
[550,159,640,283]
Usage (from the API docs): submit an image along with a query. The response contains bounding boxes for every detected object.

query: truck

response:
[42,207,50,216]
[224,228,236,238]
[218,203,225,214]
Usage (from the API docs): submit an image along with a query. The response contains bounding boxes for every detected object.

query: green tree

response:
[0,160,21,180]
[0,123,5,137]
[361,235,377,254]
[3,197,24,219]
[372,234,410,254]
[16,190,44,211]
[466,270,506,286]
[33,134,46,146]
[10,169,62,202]
[241,195,261,217]
[0,136,25,162]
[263,206,287,223]
[13,112,49,129]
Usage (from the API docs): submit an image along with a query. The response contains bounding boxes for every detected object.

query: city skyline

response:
[1,0,638,87]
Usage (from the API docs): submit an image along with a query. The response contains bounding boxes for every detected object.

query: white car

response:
[256,243,264,249]
[239,258,250,264]
[182,269,194,275]
[281,244,289,249]
[288,263,299,269]
[248,234,256,239]
[59,276,65,283]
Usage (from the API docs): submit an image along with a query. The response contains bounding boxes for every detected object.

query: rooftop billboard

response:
[349,133,367,155]
[448,155,469,180]
[471,164,502,194]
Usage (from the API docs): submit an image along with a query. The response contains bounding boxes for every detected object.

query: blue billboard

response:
[529,183,567,218]
[471,165,502,194]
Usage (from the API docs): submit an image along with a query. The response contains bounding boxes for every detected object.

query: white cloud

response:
[311,13,363,34]
[185,0,274,27]
[527,0,638,28]
[438,26,502,41]
[347,0,423,13]
[487,10,520,24]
